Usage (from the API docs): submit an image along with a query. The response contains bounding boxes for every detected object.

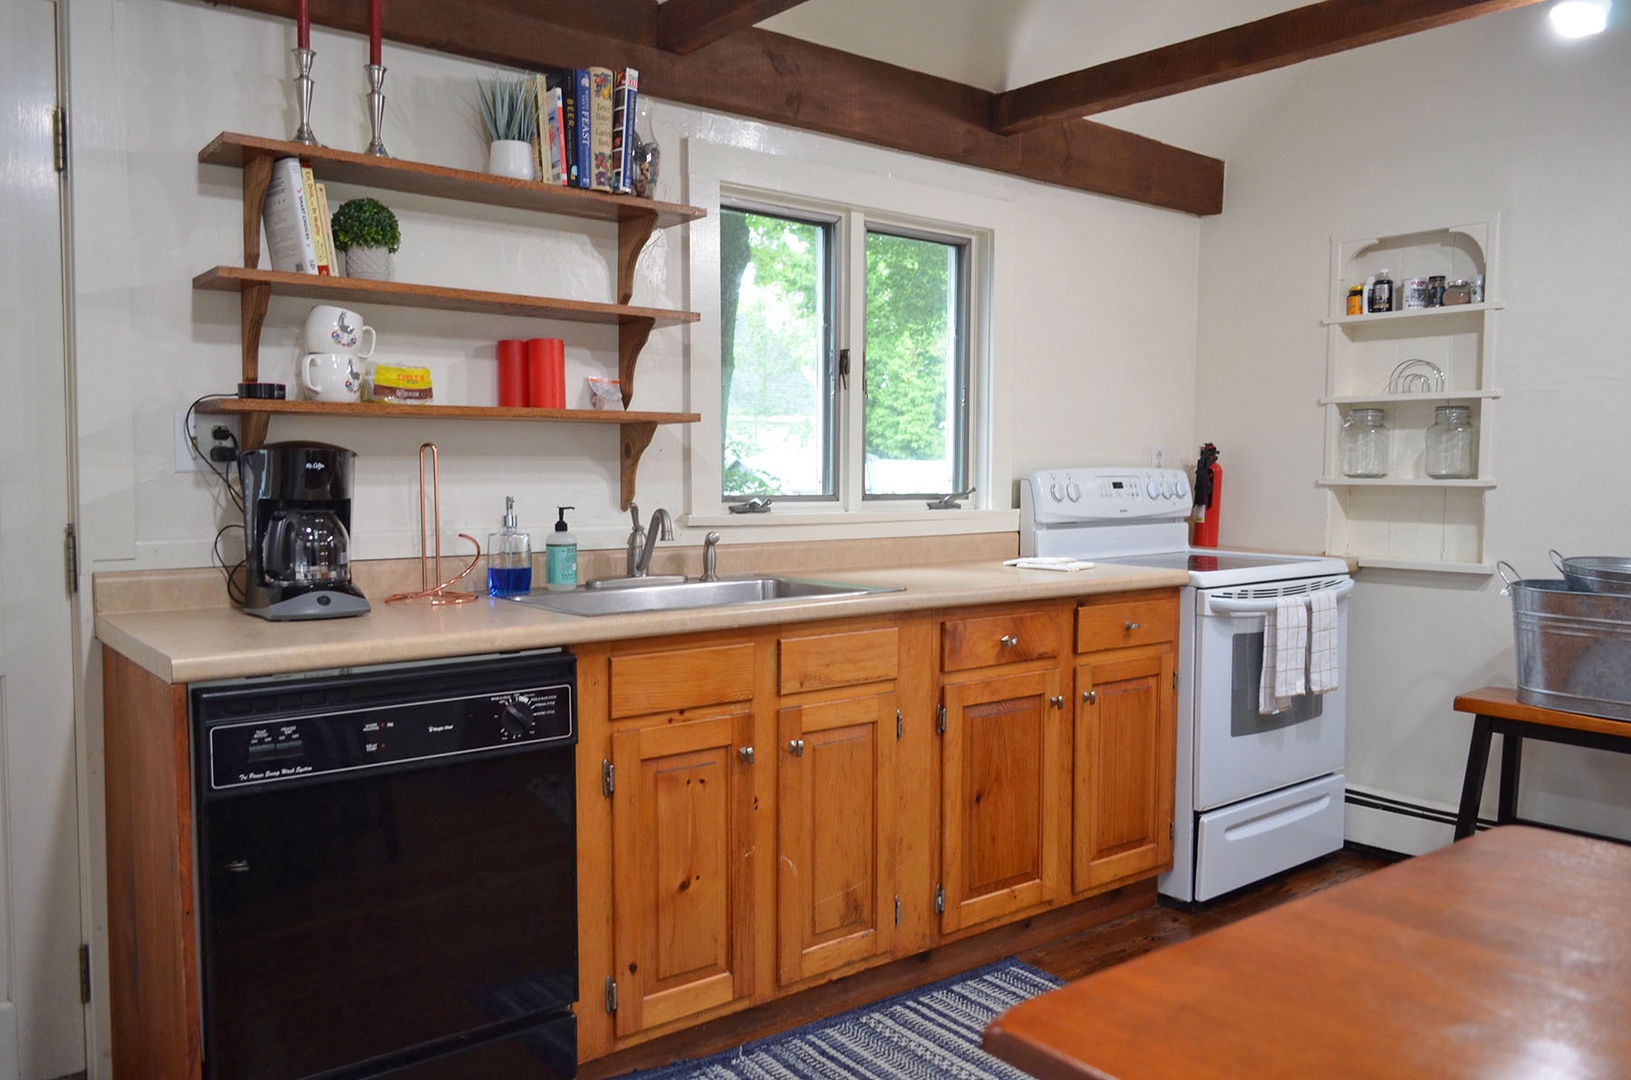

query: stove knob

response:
[1146,479,1161,499]
[1049,481,1065,503]
[1175,477,1190,500]
[1065,481,1081,502]
[1161,481,1175,499]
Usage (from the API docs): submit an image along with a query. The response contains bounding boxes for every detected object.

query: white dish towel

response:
[1259,595,1310,714]
[1308,587,1340,694]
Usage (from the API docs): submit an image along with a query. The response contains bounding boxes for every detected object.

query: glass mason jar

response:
[1425,405,1477,479]
[1340,408,1390,477]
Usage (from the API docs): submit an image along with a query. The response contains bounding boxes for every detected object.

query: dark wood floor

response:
[583,846,1398,1078]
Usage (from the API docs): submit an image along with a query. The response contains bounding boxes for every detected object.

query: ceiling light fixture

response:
[1550,0,1611,37]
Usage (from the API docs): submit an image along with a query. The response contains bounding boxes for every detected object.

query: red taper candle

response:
[296,0,310,48]
[369,0,382,64]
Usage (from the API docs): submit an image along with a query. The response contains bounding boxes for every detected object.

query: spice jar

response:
[1340,408,1390,478]
[1443,279,1472,305]
[1427,275,1446,307]
[1425,405,1477,479]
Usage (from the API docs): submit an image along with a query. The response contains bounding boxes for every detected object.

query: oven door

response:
[1192,576,1351,810]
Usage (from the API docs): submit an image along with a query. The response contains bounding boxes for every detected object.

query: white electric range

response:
[1020,466,1352,903]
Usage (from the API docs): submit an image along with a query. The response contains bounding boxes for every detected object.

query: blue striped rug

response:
[631,958,1064,1079]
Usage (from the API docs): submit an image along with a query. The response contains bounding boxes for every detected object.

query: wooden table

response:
[1452,685,1631,840]
[984,826,1631,1080]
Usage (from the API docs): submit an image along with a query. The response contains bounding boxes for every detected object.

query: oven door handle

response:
[1206,578,1353,615]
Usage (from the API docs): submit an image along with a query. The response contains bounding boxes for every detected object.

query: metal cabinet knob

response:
[1083,690,1097,704]
[738,746,755,764]
[1000,634,1019,647]
[1125,622,1142,631]
[1049,695,1064,709]
[788,739,805,758]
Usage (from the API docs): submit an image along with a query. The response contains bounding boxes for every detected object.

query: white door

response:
[0,0,88,1075]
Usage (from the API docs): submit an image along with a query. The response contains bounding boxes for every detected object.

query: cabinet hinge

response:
[64,524,79,596]
[79,943,91,1004]
[52,106,68,173]
[935,703,946,736]
[894,895,901,926]
[1174,669,1179,691]
[933,884,945,915]
[602,759,614,797]
[896,709,903,741]
[605,977,618,1014]
[1170,820,1175,841]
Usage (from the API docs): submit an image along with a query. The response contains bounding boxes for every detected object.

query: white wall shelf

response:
[1320,215,1501,572]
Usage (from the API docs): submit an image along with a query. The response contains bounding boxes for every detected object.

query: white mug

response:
[300,352,364,402]
[303,305,376,357]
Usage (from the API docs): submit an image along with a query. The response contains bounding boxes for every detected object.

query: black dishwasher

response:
[191,649,578,1079]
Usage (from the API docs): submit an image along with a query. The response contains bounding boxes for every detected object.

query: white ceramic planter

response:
[343,246,393,281]
[488,139,536,181]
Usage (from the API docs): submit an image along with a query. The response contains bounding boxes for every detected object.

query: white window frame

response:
[684,139,1018,534]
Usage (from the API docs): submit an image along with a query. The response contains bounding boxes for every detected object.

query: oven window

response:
[1231,631,1324,735]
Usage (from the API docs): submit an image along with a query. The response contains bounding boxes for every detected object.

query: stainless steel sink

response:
[504,575,902,617]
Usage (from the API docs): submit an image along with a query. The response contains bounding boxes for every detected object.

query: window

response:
[719,202,973,505]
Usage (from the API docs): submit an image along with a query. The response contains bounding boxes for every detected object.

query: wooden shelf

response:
[198,398,699,510]
[200,132,705,230]
[193,266,698,326]
[195,132,708,509]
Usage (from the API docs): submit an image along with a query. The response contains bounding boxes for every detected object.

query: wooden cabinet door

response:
[939,668,1065,933]
[610,709,757,1037]
[776,692,898,986]
[1073,650,1177,893]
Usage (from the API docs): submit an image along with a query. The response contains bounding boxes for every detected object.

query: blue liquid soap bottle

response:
[545,506,578,592]
[486,496,533,597]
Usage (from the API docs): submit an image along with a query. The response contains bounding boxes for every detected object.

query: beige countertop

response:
[95,560,1190,685]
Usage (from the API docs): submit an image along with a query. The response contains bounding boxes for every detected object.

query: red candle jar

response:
[497,339,526,407]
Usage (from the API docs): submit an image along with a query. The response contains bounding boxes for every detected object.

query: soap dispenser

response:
[545,506,578,592]
[486,496,533,597]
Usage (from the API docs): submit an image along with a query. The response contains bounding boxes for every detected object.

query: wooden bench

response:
[1452,685,1631,841]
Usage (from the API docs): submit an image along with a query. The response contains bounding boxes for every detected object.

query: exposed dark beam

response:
[658,0,811,54]
[992,0,1548,134]
[207,0,1223,215]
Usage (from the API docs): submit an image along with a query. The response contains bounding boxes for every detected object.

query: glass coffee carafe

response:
[263,508,351,585]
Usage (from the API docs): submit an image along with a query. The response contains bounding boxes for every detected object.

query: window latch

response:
[838,348,851,390]
[727,496,773,514]
[927,488,974,510]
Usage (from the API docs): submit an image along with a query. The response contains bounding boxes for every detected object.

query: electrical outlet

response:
[175,412,239,473]
[1151,444,1167,469]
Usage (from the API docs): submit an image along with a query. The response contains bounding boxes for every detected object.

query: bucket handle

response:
[1496,560,1522,596]
[1548,549,1567,574]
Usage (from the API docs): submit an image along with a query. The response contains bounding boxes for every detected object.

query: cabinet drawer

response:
[610,642,756,718]
[1076,594,1177,654]
[941,609,1062,672]
[779,627,899,694]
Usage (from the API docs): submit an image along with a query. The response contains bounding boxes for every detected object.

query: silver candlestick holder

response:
[292,47,319,146]
[364,63,389,157]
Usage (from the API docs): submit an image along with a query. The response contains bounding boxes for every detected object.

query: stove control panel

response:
[1021,467,1192,524]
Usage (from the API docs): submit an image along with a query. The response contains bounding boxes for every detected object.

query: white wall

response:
[1196,6,1631,849]
[72,0,1200,582]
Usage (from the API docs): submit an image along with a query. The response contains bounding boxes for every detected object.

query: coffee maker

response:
[239,442,371,620]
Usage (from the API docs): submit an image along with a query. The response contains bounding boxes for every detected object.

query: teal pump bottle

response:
[545,506,577,591]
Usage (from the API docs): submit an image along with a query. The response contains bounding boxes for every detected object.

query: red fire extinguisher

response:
[1192,443,1221,548]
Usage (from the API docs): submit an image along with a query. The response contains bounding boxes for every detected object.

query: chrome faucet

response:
[701,531,721,582]
[628,505,674,577]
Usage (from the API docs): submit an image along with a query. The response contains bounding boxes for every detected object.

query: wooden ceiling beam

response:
[203,0,1224,215]
[658,0,812,54]
[992,0,1549,134]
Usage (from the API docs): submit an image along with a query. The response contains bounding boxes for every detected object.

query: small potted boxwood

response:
[330,197,400,281]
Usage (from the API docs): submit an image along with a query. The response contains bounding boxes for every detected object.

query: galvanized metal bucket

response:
[1500,562,1631,721]
[1549,549,1631,596]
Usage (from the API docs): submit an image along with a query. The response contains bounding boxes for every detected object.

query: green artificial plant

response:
[329,197,401,254]
[478,73,538,143]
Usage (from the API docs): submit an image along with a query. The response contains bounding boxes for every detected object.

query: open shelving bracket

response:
[619,422,658,511]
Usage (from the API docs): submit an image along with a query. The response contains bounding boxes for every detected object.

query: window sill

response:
[683,507,1019,536]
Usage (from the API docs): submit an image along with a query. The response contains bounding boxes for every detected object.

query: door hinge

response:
[896,709,903,741]
[53,106,68,173]
[602,759,615,797]
[935,702,946,736]
[894,895,901,926]
[605,977,619,1014]
[63,524,79,595]
[79,943,91,1004]
[933,884,945,915]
